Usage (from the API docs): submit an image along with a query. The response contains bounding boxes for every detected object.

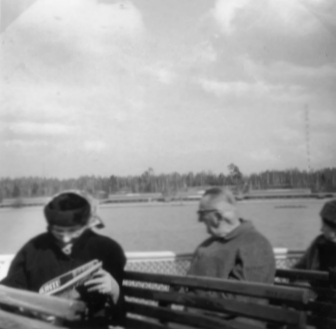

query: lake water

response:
[0,198,327,255]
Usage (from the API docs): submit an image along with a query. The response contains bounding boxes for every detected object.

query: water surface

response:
[0,199,325,254]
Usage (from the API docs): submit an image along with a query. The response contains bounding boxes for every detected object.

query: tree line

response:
[1,165,336,200]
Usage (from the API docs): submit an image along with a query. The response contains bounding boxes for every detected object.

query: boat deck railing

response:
[0,248,303,281]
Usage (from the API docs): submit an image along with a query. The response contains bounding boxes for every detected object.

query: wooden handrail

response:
[123,286,306,326]
[125,301,255,329]
[276,269,329,282]
[124,271,310,304]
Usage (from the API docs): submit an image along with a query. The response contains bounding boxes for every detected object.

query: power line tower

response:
[305,106,311,172]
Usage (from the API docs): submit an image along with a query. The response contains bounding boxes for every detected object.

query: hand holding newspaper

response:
[38,259,121,323]
[39,260,102,300]
[84,267,120,304]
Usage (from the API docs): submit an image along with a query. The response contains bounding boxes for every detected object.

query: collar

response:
[221,219,254,241]
[49,228,93,256]
[317,234,336,246]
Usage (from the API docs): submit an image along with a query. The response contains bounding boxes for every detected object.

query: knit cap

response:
[320,199,336,228]
[44,190,104,228]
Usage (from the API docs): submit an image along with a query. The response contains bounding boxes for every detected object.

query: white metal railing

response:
[0,249,303,281]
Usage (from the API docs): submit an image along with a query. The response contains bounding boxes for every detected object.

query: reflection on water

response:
[0,199,326,254]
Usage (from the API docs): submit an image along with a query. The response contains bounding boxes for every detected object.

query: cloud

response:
[242,56,336,80]
[211,0,327,36]
[1,0,335,178]
[247,149,279,163]
[267,0,321,35]
[239,56,336,96]
[311,109,336,135]
[7,122,74,135]
[3,139,50,148]
[0,0,149,146]
[197,78,261,96]
[211,0,249,34]
[83,140,107,152]
[209,0,336,68]
[1,0,146,84]
[19,0,145,41]
[144,64,176,85]
[192,41,218,65]
[196,77,305,100]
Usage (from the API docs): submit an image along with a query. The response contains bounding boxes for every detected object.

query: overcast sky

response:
[1,0,335,178]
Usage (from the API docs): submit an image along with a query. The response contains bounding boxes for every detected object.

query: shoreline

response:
[0,194,334,210]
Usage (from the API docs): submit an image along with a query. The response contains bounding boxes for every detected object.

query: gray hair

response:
[203,187,236,205]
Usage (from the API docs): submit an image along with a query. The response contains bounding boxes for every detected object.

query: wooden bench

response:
[274,268,336,327]
[1,270,335,329]
[275,268,336,301]
[122,271,313,329]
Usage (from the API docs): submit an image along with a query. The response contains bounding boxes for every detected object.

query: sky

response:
[0,0,335,178]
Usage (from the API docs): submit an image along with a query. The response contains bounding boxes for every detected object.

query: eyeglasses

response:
[197,209,219,222]
[197,209,218,216]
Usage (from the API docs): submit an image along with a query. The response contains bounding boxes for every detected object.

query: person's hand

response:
[84,269,120,303]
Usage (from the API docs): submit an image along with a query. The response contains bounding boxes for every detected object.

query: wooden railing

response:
[0,249,303,281]
[122,269,336,329]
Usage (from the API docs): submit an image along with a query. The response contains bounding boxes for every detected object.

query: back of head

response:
[320,199,336,229]
[44,190,104,228]
[202,186,237,207]
[201,187,239,225]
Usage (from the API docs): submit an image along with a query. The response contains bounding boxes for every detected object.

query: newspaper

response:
[39,259,102,299]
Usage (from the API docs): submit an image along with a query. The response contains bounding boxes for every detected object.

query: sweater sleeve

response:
[231,236,275,284]
[293,236,320,270]
[101,239,127,326]
[0,247,28,289]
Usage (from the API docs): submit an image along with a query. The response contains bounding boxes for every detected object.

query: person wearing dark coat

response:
[187,187,275,327]
[294,199,336,300]
[294,199,336,273]
[1,190,126,327]
[188,187,275,285]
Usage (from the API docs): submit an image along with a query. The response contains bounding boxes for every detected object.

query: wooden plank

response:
[125,301,261,329]
[124,317,171,329]
[0,308,70,329]
[124,286,306,327]
[0,285,86,321]
[124,271,310,304]
[276,269,329,282]
[275,282,336,300]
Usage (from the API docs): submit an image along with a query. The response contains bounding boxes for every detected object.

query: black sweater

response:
[1,229,126,325]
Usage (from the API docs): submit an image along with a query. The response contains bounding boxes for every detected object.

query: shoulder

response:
[301,234,326,251]
[196,237,216,250]
[16,232,50,252]
[242,225,271,246]
[313,234,326,245]
[239,225,273,255]
[83,230,126,269]
[192,237,228,260]
[307,234,331,251]
[9,233,51,266]
[85,230,125,254]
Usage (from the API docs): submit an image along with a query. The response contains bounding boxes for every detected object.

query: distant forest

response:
[1,165,336,200]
